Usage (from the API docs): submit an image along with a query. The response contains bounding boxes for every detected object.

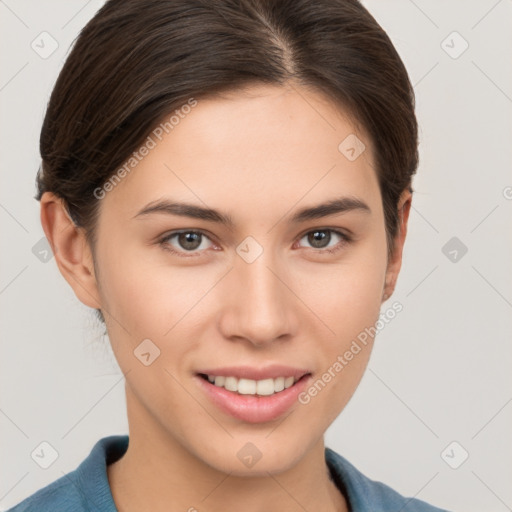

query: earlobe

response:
[382,189,412,302]
[40,192,101,310]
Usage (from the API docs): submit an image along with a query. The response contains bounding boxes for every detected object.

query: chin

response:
[192,434,312,477]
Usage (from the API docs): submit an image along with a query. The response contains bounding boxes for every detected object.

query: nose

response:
[218,251,296,347]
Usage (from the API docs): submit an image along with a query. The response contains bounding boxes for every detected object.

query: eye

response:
[296,228,351,254]
[159,230,215,256]
[158,227,352,257]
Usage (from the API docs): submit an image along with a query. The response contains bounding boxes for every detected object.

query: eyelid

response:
[296,225,353,240]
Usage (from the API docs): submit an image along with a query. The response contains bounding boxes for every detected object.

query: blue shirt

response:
[7,435,450,511]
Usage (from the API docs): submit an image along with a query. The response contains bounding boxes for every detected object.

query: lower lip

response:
[195,374,312,423]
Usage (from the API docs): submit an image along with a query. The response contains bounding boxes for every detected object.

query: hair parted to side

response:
[36,0,419,324]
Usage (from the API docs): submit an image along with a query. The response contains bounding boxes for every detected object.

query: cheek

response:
[97,243,210,336]
[292,235,387,412]
[294,241,388,340]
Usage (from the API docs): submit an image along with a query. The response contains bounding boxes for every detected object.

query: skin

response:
[41,83,411,512]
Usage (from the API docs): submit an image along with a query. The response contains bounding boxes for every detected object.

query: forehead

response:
[101,83,380,219]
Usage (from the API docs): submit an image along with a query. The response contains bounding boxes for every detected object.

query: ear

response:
[40,191,102,310]
[382,188,412,302]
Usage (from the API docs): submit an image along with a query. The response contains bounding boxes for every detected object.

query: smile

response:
[195,369,312,423]
[199,374,298,396]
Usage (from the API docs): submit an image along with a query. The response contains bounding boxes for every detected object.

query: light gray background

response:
[1,1,511,511]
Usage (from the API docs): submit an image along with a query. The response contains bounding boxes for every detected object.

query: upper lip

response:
[196,365,311,381]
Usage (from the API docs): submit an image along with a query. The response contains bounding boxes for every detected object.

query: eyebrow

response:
[133,196,371,227]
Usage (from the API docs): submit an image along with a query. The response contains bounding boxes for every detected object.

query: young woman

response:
[8,0,452,510]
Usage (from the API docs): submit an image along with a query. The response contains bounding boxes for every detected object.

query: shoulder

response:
[5,473,85,512]
[325,447,452,512]
[6,435,128,512]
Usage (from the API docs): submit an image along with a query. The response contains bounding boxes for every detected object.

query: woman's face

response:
[80,84,406,474]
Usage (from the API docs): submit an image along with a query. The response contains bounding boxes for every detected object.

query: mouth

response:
[197,372,309,397]
[194,370,312,423]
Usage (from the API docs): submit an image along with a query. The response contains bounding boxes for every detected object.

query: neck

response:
[107,387,348,512]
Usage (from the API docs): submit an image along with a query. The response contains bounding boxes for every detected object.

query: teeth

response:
[274,377,285,392]
[238,378,256,395]
[206,374,299,396]
[256,378,274,396]
[224,376,238,392]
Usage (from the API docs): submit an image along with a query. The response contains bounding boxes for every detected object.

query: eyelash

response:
[158,228,352,258]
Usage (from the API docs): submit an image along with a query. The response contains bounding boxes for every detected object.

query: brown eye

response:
[298,229,351,254]
[307,230,331,249]
[177,232,202,250]
[159,230,214,255]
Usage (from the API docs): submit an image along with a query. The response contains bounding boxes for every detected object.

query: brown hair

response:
[36,0,418,322]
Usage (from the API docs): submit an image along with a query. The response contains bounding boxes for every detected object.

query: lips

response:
[194,364,312,423]
[195,365,310,381]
